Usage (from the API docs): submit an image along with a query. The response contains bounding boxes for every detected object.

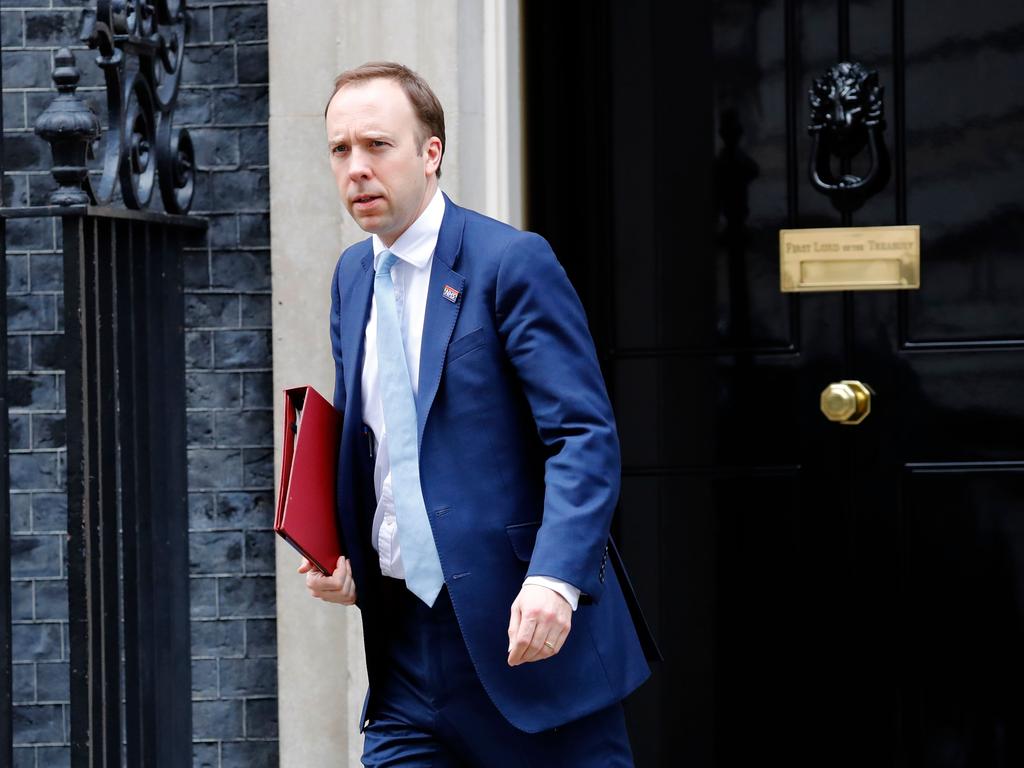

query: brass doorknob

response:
[820,380,873,425]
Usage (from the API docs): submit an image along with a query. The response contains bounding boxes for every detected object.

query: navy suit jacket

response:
[329,194,653,733]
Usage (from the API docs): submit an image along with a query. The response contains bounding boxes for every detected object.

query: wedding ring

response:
[544,640,555,650]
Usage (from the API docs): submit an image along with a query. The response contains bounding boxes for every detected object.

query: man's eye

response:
[371,140,388,148]
[333,145,348,153]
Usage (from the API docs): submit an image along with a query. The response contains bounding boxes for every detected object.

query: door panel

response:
[523,1,1024,765]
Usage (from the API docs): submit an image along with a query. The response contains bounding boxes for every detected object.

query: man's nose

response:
[348,148,372,180]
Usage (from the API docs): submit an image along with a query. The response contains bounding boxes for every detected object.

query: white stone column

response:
[269,2,522,765]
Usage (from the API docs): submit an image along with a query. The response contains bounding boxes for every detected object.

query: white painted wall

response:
[268,2,522,764]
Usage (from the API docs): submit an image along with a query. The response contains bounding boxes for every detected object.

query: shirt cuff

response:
[523,576,581,611]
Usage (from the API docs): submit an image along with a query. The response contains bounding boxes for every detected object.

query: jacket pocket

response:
[446,327,486,365]
[505,520,541,562]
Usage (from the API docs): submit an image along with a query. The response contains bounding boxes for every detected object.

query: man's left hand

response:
[507,584,572,666]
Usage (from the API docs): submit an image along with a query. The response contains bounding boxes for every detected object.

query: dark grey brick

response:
[214,86,267,124]
[188,410,216,446]
[2,51,51,89]
[29,253,62,291]
[185,250,211,290]
[5,216,56,251]
[245,619,276,657]
[209,169,268,206]
[4,171,30,207]
[220,657,274,698]
[31,413,64,450]
[237,43,268,85]
[241,372,272,408]
[35,746,69,768]
[35,661,68,702]
[192,658,219,699]
[211,250,270,291]
[193,741,219,768]
[218,576,274,618]
[12,747,34,768]
[31,493,67,533]
[238,126,268,166]
[188,447,243,488]
[207,214,240,249]
[9,412,29,450]
[212,5,267,43]
[242,447,273,487]
[12,623,62,662]
[9,374,58,409]
[12,662,34,704]
[175,87,213,125]
[11,580,33,621]
[11,534,61,578]
[24,10,79,46]
[216,409,271,446]
[10,451,60,490]
[8,334,30,371]
[222,740,277,768]
[2,11,24,47]
[192,699,243,739]
[237,214,268,248]
[244,697,277,738]
[8,294,55,332]
[9,493,31,532]
[191,127,240,169]
[186,330,214,369]
[187,5,213,44]
[238,294,269,328]
[7,252,29,291]
[190,576,218,618]
[30,333,63,371]
[183,44,236,86]
[34,580,68,621]
[243,530,274,574]
[191,618,244,658]
[12,703,63,745]
[187,371,242,408]
[190,530,244,573]
[190,490,271,530]
[4,132,49,173]
[3,91,26,131]
[214,330,270,369]
[187,292,239,328]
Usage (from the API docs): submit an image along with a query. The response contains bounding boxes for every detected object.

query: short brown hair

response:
[324,61,446,179]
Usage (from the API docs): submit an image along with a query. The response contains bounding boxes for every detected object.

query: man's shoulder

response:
[334,237,372,280]
[455,202,552,265]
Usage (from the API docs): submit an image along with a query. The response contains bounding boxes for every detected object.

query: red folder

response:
[275,385,344,575]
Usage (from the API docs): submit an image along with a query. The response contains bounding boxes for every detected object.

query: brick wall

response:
[1,2,276,766]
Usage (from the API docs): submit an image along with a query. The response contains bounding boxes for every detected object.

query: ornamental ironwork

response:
[807,61,891,214]
[34,1,196,213]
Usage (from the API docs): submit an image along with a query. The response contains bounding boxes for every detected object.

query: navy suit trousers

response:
[361,577,635,767]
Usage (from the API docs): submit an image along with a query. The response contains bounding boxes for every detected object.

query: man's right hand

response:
[298,555,357,605]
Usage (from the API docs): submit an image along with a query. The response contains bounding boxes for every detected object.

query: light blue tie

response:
[374,249,444,606]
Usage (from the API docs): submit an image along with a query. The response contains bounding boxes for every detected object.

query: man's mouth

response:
[352,194,382,209]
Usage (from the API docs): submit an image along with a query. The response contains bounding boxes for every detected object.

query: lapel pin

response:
[442,284,461,303]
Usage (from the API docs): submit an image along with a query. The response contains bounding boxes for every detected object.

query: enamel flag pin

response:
[442,284,461,303]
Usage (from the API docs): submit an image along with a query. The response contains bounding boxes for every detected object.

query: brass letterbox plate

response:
[779,225,920,292]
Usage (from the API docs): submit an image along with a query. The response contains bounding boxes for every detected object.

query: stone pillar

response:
[268,2,523,765]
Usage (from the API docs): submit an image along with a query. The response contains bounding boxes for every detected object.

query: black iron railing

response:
[1,2,205,765]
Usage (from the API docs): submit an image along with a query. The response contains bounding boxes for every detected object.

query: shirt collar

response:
[372,187,445,271]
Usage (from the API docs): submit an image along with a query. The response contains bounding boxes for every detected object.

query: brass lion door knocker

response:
[808,61,891,214]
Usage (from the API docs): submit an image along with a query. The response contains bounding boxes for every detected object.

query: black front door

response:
[524,2,1024,766]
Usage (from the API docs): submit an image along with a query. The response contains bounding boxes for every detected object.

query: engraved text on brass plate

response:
[779,225,920,292]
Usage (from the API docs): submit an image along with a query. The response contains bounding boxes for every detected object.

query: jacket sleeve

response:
[329,253,347,414]
[495,231,620,604]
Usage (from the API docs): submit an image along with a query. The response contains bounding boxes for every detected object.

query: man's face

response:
[325,78,441,246]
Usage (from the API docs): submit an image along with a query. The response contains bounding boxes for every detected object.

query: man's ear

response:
[424,136,443,176]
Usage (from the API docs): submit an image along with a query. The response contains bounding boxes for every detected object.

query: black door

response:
[524,2,1024,766]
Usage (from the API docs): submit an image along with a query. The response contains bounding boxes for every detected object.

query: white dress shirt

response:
[360,187,581,610]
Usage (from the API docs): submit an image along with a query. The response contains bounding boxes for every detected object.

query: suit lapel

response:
[341,240,375,444]
[416,195,466,446]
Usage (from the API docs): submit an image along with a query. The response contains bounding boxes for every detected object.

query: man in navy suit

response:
[299,61,656,766]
